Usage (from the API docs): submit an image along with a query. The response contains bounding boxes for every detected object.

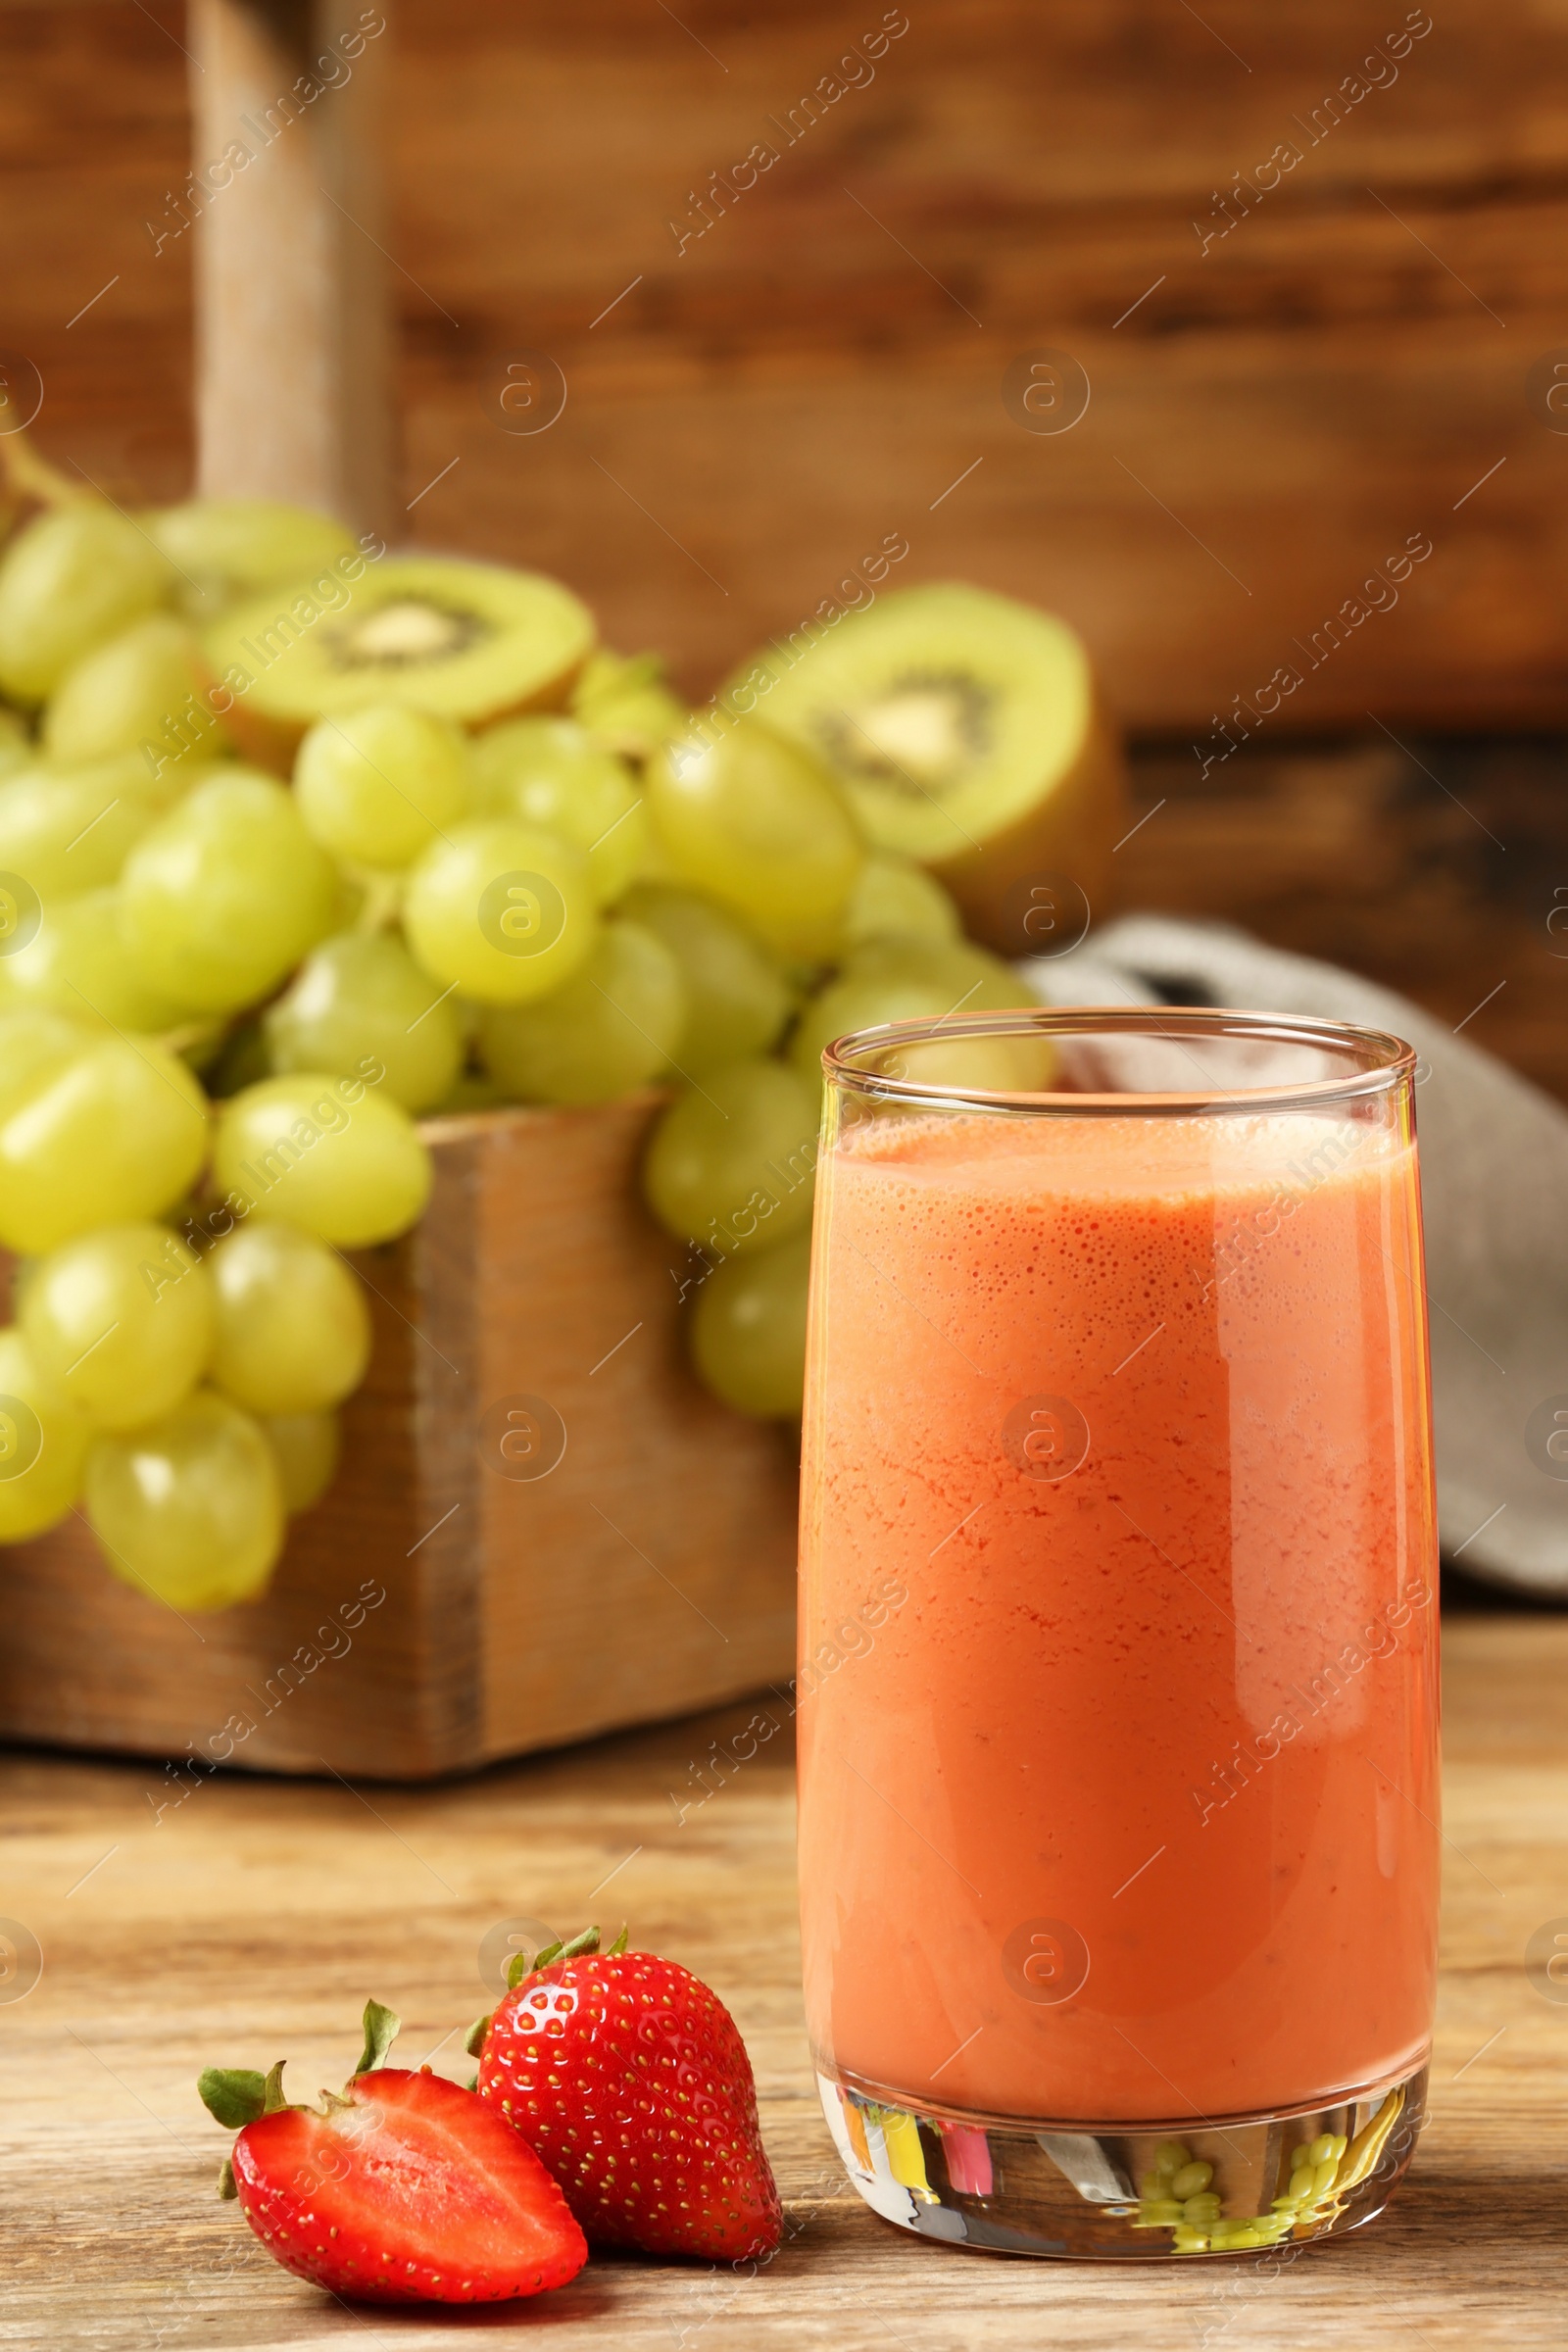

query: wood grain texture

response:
[0,1610,1563,2346]
[3,2,1566,726]
[0,1096,799,1779]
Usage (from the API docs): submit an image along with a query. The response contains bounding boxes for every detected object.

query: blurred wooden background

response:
[5,0,1566,723]
[2,0,1565,1098]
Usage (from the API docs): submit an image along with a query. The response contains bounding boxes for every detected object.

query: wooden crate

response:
[0,1100,800,1780]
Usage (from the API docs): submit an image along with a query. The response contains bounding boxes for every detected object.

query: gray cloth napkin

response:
[1021,913,1568,1601]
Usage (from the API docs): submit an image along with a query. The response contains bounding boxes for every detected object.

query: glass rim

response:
[821,1004,1420,1116]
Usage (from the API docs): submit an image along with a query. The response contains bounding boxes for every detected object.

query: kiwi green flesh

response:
[721,583,1092,864]
[201,558,596,729]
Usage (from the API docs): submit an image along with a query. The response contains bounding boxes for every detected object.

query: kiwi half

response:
[719,582,1124,955]
[202,557,596,768]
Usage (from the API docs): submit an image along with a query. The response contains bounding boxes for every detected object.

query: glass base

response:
[815,2059,1428,2259]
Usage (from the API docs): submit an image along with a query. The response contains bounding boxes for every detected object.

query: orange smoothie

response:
[798,1105,1440,2125]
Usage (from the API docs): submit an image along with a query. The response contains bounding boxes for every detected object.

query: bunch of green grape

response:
[1131,2130,1355,2252]
[0,481,1027,1610]
[0,494,429,1608]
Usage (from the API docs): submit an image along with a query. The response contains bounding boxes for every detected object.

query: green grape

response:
[569,647,686,762]
[263,929,463,1113]
[619,884,792,1075]
[845,852,961,949]
[0,1006,92,1117]
[479,917,685,1106]
[0,887,195,1031]
[0,1324,90,1542]
[294,702,473,870]
[0,756,160,902]
[0,1032,208,1253]
[0,503,173,705]
[643,1057,819,1257]
[208,1221,370,1415]
[645,720,863,956]
[788,937,1033,1079]
[22,1221,214,1430]
[402,816,599,1006]
[1169,2160,1214,2199]
[213,1073,432,1247]
[145,499,357,616]
[118,766,338,1012]
[472,716,647,906]
[261,1407,340,1512]
[84,1391,284,1612]
[42,613,225,779]
[690,1228,811,1419]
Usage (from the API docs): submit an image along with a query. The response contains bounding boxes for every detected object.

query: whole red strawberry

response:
[198,1999,586,2303]
[473,1927,781,2262]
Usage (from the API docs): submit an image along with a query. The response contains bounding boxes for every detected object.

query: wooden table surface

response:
[3,1604,1566,2349]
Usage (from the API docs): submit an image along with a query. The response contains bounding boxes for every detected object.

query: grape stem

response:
[350,869,405,935]
[0,428,95,514]
[158,1017,229,1060]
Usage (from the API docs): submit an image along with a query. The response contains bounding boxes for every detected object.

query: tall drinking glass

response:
[799,1008,1440,2259]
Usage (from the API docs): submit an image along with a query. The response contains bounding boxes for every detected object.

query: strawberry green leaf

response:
[607,1925,630,1957]
[506,1924,602,1988]
[354,1999,402,2078]
[262,2060,291,2115]
[464,2013,492,2058]
[512,1909,611,1984]
[217,2155,238,2201]
[198,2068,269,2130]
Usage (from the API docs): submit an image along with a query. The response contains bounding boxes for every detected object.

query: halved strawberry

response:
[472,1927,781,2263]
[198,1999,587,2304]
